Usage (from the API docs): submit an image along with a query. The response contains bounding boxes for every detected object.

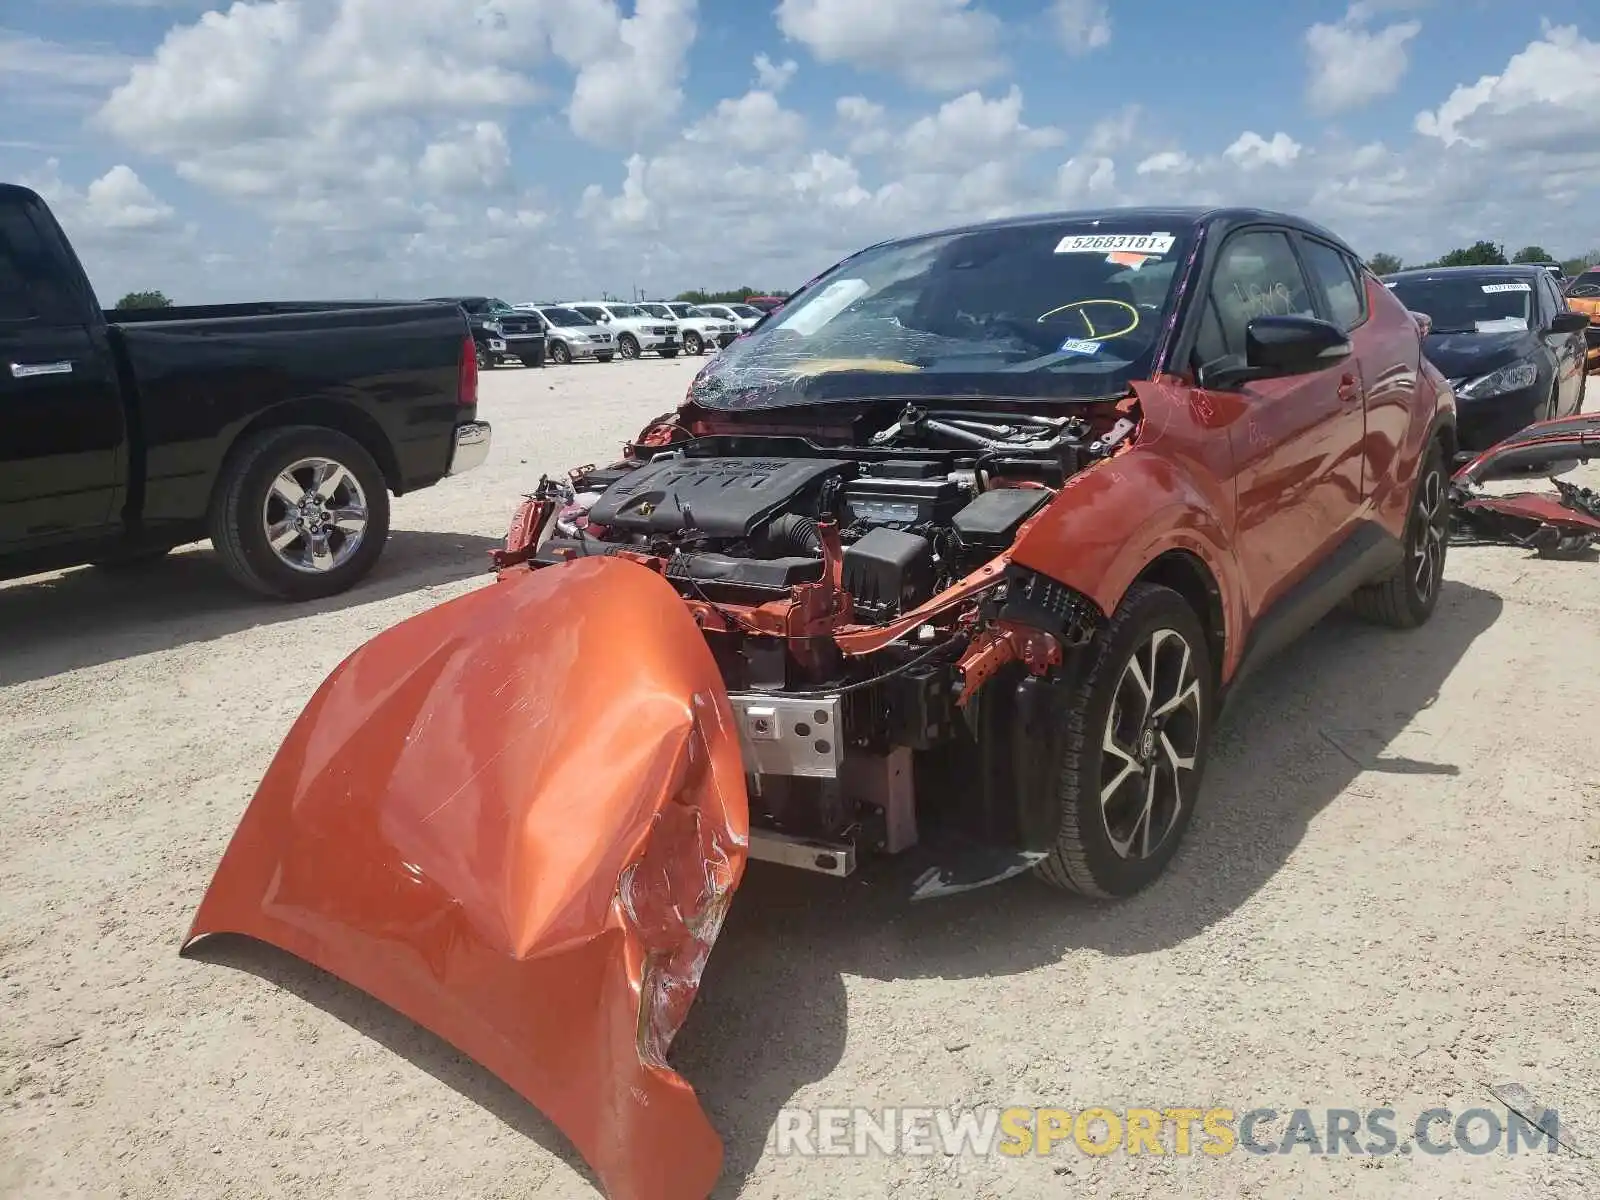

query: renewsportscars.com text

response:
[770,1105,1565,1158]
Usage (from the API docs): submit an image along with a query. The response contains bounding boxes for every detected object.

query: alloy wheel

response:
[1411,464,1448,604]
[1100,628,1202,860]
[619,335,639,359]
[262,457,370,574]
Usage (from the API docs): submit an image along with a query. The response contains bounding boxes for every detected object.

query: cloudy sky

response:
[3,1,1597,305]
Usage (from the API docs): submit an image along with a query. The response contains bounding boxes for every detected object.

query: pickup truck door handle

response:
[10,360,74,378]
[1337,373,1363,403]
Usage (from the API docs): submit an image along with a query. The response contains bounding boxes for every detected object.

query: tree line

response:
[1365,244,1600,277]
[671,286,786,304]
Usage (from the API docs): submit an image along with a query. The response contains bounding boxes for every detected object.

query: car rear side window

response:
[1299,238,1365,330]
[1205,230,1317,359]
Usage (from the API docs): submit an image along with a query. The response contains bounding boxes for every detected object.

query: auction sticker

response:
[1059,338,1102,355]
[1056,232,1175,255]
[1481,282,1530,293]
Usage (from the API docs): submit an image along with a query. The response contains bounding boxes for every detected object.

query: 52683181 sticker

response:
[1055,232,1175,256]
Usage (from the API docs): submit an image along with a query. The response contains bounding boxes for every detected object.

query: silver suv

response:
[561,301,680,359]
[638,302,738,355]
[524,305,617,364]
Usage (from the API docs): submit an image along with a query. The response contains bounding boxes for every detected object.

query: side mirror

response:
[1408,310,1432,337]
[1549,311,1590,335]
[1198,315,1351,389]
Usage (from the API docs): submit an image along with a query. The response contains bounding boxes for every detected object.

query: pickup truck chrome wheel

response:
[1035,581,1214,898]
[209,425,391,601]
[1100,627,1201,861]
[263,457,369,574]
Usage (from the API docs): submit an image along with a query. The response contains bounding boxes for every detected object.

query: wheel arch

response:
[1131,550,1227,691]
[210,401,402,519]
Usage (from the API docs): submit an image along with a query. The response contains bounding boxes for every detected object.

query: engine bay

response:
[510,400,1132,870]
[535,403,1129,621]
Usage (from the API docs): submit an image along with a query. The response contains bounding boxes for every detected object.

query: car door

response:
[1296,235,1410,506]
[1193,227,1365,617]
[0,194,126,549]
[1537,271,1584,415]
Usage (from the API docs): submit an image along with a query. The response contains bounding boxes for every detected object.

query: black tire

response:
[208,426,391,601]
[618,334,640,360]
[683,331,703,356]
[658,346,679,358]
[1035,582,1215,897]
[549,340,571,365]
[1347,440,1449,629]
[475,343,490,370]
[595,353,614,363]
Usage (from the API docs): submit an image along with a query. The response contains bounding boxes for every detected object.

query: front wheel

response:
[1347,441,1448,629]
[683,331,703,356]
[208,426,391,601]
[618,334,640,359]
[1035,582,1214,898]
[475,344,489,370]
[549,340,571,365]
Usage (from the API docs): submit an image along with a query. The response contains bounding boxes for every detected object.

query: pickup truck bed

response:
[1,183,490,600]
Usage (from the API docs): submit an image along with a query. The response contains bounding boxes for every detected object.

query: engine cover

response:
[588,456,851,536]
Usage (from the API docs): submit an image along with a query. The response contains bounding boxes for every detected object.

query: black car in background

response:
[1382,265,1589,457]
[426,296,545,369]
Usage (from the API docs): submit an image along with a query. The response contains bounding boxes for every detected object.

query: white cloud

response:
[775,0,1004,92]
[753,53,798,92]
[1135,150,1193,175]
[1305,4,1421,115]
[1050,0,1111,54]
[27,161,176,231]
[1224,131,1302,169]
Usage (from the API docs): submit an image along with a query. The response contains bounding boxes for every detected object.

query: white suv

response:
[561,301,680,359]
[638,302,738,355]
[696,302,765,333]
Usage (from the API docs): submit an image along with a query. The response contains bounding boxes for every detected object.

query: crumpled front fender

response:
[184,558,748,1200]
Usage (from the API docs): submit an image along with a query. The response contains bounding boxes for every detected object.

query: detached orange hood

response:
[184,558,749,1200]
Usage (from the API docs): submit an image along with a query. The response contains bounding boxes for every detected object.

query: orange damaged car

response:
[186,207,1457,1200]
[1564,265,1600,372]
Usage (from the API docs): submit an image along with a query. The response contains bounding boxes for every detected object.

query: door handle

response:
[10,360,73,378]
[1337,373,1363,403]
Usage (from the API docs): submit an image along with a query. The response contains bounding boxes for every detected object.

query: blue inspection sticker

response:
[1059,338,1102,356]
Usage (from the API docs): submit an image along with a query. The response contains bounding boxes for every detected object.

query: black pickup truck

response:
[425,296,545,369]
[0,183,492,601]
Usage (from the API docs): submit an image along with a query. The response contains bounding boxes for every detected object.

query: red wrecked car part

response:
[182,557,748,1200]
[1451,412,1600,556]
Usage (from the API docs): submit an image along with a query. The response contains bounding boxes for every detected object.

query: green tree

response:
[673,286,784,304]
[1366,252,1403,276]
[114,290,173,309]
[1511,245,1553,264]
[1435,241,1506,268]
[1560,250,1600,277]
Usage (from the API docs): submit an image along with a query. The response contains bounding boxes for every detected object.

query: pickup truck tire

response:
[475,343,490,370]
[208,426,391,601]
[682,331,703,356]
[1347,441,1448,629]
[1035,581,1214,898]
[618,334,640,359]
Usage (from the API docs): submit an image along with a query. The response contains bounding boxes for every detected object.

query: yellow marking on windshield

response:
[1036,299,1140,340]
[787,358,924,375]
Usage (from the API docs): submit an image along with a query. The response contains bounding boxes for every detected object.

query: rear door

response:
[0,193,126,549]
[1193,227,1365,616]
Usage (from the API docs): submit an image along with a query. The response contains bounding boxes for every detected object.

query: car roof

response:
[1381,264,1550,283]
[864,205,1360,259]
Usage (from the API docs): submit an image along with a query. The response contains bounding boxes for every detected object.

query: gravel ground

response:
[3,356,1598,1200]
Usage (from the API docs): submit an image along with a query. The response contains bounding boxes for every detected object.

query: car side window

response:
[1204,230,1318,360]
[1299,238,1365,330]
[0,205,43,322]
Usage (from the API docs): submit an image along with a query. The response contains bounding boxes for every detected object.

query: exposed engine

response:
[510,401,1130,873]
[536,404,1127,620]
